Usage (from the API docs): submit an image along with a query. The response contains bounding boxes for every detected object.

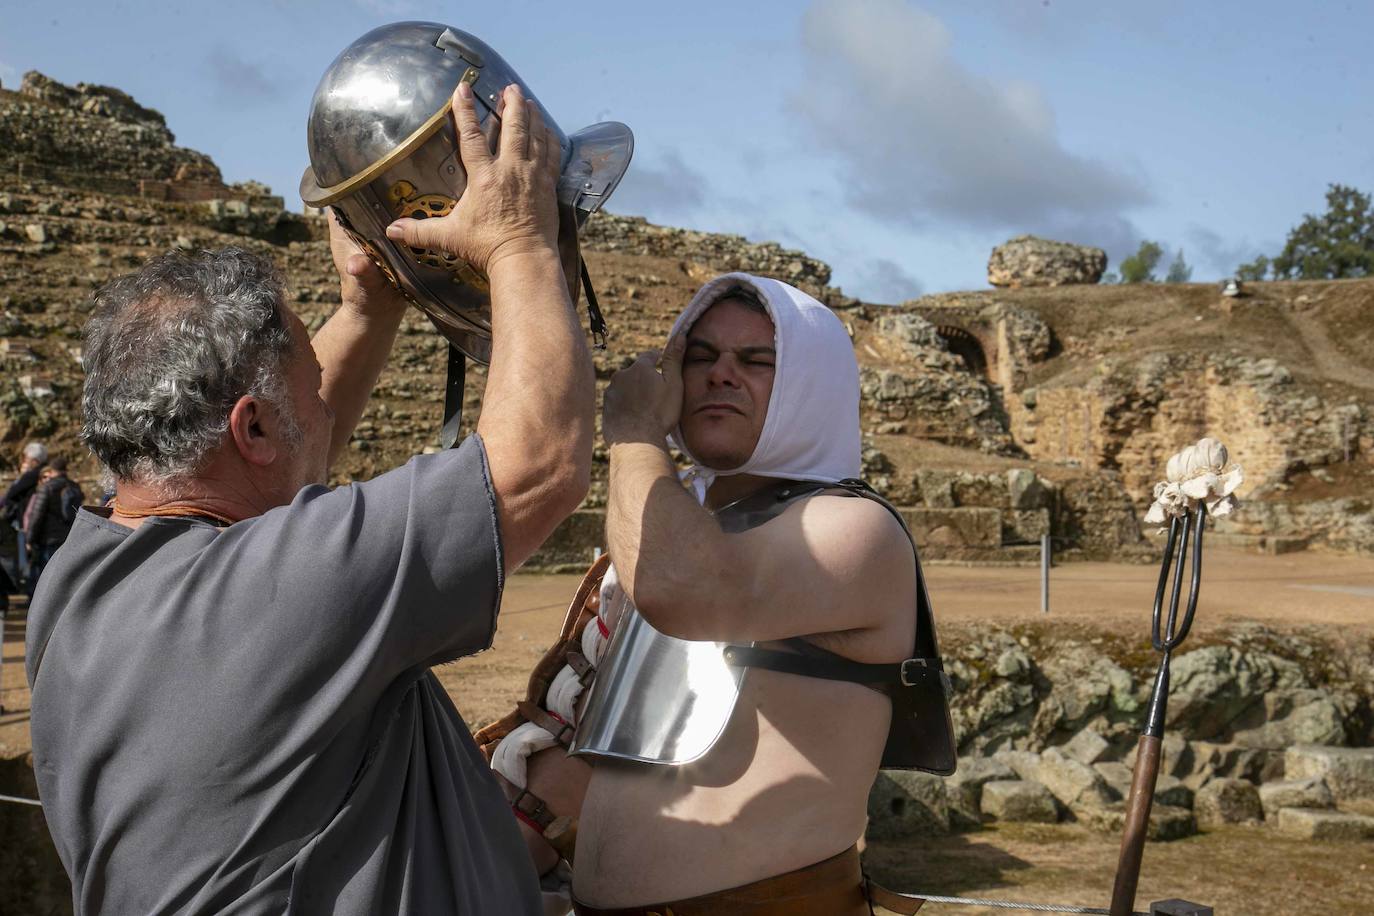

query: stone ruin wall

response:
[1023,361,1363,493]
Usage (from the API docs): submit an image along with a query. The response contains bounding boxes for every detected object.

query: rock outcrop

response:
[987,234,1107,288]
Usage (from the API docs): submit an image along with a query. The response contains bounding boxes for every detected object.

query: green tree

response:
[1235,255,1270,281]
[1270,184,1374,279]
[1165,249,1192,283]
[1119,240,1164,283]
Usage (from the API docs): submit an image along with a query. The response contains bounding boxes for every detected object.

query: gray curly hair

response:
[81,247,300,484]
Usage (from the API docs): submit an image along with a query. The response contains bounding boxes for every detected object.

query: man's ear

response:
[227,395,278,468]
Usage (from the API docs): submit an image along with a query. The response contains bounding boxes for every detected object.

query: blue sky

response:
[2,0,1371,301]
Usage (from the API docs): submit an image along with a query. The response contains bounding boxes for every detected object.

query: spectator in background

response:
[2,441,49,589]
[24,457,84,594]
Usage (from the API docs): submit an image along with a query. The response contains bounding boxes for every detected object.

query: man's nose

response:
[707,355,742,388]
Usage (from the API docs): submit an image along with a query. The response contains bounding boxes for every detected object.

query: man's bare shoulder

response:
[780,491,911,562]
[750,491,916,653]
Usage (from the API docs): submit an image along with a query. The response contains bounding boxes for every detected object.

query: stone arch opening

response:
[937,325,989,377]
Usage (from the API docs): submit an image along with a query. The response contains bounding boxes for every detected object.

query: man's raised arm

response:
[311,214,410,468]
[387,81,594,573]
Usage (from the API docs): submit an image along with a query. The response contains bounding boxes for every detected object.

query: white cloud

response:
[849,257,925,303]
[605,148,708,223]
[793,0,1151,234]
[1186,225,1278,279]
[207,47,279,106]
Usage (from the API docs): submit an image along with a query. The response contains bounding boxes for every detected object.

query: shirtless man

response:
[492,273,950,914]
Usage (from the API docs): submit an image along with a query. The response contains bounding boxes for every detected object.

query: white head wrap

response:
[667,272,861,500]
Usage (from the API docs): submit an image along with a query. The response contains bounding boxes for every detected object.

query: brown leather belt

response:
[571,845,924,916]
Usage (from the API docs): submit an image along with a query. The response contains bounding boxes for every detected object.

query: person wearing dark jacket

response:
[2,441,48,596]
[24,457,83,593]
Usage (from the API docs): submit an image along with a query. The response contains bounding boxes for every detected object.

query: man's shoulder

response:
[787,490,910,553]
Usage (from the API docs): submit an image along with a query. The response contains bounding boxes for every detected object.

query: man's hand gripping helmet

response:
[300,21,634,363]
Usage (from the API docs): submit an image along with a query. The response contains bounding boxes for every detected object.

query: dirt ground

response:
[431,547,1374,729]
[2,548,1373,913]
[865,823,1374,915]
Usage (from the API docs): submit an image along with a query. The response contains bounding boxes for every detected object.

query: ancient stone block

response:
[1275,807,1374,841]
[1230,689,1347,749]
[1194,777,1262,827]
[900,507,1001,548]
[1185,741,1266,788]
[1154,774,1194,810]
[1258,778,1334,819]
[24,223,46,243]
[987,235,1107,288]
[1061,727,1110,766]
[1094,761,1134,801]
[945,782,982,830]
[1284,745,1374,803]
[1127,732,1192,779]
[1006,468,1038,508]
[1003,508,1050,543]
[1027,748,1115,813]
[980,780,1058,822]
[866,771,951,839]
[947,755,1017,806]
[1167,646,1306,740]
[1080,803,1197,841]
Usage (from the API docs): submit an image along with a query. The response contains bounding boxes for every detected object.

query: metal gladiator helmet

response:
[300,21,634,364]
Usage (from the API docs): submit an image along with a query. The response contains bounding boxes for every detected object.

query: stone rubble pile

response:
[868,624,1374,843]
[871,741,1374,843]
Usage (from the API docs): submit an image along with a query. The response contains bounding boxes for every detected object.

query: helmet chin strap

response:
[579,258,607,350]
[439,344,467,450]
[438,257,608,450]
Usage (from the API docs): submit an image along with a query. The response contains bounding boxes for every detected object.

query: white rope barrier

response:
[0,793,42,807]
[902,894,1147,915]
[906,895,1140,914]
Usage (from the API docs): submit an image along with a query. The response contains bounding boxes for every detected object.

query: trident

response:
[1109,501,1206,916]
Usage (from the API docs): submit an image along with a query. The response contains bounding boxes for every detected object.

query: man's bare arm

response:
[602,350,912,646]
[387,82,593,574]
[607,436,912,645]
[313,213,410,468]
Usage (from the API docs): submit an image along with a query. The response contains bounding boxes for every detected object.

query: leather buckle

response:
[900,658,947,689]
[900,658,928,687]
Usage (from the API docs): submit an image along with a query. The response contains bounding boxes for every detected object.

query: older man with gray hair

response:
[27,84,590,914]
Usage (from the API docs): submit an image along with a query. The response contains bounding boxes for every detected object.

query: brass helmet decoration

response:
[300,21,634,363]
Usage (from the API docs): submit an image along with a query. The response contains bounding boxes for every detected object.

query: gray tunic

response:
[26,436,541,915]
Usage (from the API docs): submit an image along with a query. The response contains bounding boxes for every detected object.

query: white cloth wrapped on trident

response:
[1144,436,1243,530]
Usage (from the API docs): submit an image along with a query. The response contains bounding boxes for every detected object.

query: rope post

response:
[1040,533,1051,615]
